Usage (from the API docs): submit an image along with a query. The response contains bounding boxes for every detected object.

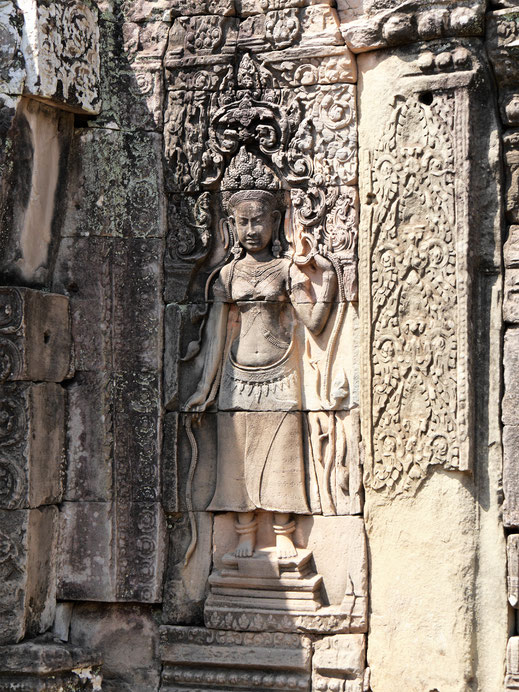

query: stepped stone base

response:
[207,548,323,614]
[204,547,366,633]
[160,626,311,692]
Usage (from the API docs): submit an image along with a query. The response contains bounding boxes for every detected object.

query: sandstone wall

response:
[0,1,514,691]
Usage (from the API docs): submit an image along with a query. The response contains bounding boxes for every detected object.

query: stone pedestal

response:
[207,548,323,613]
[204,547,366,633]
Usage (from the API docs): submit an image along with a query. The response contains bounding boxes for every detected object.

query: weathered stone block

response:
[0,287,72,382]
[167,16,238,61]
[53,238,163,373]
[98,0,235,21]
[19,0,100,113]
[505,131,519,226]
[239,0,332,14]
[508,534,519,607]
[112,370,161,503]
[487,8,519,88]
[0,99,74,288]
[163,412,217,513]
[160,626,311,692]
[165,58,235,92]
[504,426,519,529]
[358,39,503,690]
[65,372,114,502]
[164,90,216,194]
[62,129,165,239]
[58,502,115,602]
[312,634,366,691]
[0,635,102,691]
[505,268,519,324]
[58,501,166,603]
[113,501,166,602]
[164,193,228,303]
[259,45,357,87]
[110,242,163,372]
[504,329,519,426]
[237,5,342,53]
[162,512,213,626]
[164,80,357,197]
[506,227,519,269]
[0,382,64,509]
[92,19,164,131]
[0,507,57,644]
[69,604,160,692]
[163,412,179,513]
[0,2,24,95]
[344,0,484,52]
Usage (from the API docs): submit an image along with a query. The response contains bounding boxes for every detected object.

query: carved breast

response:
[229,258,289,303]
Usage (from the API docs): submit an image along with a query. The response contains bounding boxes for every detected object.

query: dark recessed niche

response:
[418,91,434,106]
[74,113,94,128]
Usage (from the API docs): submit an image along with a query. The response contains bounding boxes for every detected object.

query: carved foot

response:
[275,533,297,559]
[234,515,257,558]
[273,518,297,559]
[235,535,255,557]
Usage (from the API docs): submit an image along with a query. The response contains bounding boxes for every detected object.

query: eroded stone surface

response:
[0,99,74,287]
[62,129,165,239]
[344,0,484,52]
[69,604,160,692]
[0,382,65,509]
[162,512,213,626]
[0,635,101,691]
[312,634,366,691]
[58,500,166,603]
[19,0,101,113]
[0,507,57,645]
[0,287,72,382]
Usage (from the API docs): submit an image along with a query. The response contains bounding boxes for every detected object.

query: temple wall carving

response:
[0,0,515,690]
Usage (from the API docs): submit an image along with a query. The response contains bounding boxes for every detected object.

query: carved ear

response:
[219,217,233,251]
[272,209,281,231]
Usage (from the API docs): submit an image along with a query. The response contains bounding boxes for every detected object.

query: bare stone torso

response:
[221,257,294,368]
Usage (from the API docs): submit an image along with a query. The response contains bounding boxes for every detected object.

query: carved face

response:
[232,199,278,254]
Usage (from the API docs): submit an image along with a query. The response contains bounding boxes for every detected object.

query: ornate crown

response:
[221,146,280,192]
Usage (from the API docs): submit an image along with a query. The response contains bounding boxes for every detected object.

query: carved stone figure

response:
[185,190,337,559]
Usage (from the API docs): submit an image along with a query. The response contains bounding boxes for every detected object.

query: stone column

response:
[356,14,507,692]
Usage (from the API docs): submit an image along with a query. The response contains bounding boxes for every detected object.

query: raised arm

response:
[289,254,338,335]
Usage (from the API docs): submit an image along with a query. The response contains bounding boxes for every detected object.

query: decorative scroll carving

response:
[0,394,26,447]
[0,288,22,332]
[32,1,100,113]
[0,338,20,382]
[364,89,472,496]
[0,460,21,510]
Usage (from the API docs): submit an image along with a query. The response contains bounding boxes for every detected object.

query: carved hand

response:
[184,387,209,412]
[294,252,334,280]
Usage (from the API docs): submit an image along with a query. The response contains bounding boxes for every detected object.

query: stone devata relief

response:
[184,189,338,560]
[164,54,366,634]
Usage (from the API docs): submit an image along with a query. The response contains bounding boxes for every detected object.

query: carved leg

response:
[234,512,257,557]
[273,513,297,559]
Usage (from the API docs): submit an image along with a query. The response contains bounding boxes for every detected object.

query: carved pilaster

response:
[360,49,480,497]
